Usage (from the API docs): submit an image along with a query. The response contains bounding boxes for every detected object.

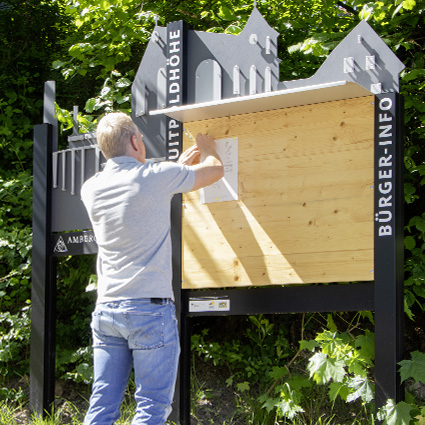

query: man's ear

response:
[130,134,138,151]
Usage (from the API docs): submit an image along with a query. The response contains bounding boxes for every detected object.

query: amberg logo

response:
[53,236,68,253]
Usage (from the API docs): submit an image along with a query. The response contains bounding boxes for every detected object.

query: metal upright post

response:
[30,81,58,416]
[30,122,56,415]
[373,93,404,407]
[166,20,189,423]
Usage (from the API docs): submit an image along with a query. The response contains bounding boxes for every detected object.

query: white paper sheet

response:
[200,137,238,204]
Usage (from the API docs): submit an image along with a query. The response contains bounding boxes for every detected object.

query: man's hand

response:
[188,133,224,191]
[178,144,200,166]
[194,133,217,161]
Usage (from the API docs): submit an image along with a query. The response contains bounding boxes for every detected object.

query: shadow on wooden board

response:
[182,96,375,289]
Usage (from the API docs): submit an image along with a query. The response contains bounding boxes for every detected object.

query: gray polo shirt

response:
[81,156,195,303]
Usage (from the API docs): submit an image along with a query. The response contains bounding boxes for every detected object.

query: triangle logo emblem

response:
[53,236,68,253]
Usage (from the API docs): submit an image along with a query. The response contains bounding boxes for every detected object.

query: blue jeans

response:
[84,299,180,425]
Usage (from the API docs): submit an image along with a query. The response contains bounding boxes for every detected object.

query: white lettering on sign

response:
[376,97,394,237]
[167,29,181,106]
[168,119,180,160]
[67,234,97,244]
[166,25,183,161]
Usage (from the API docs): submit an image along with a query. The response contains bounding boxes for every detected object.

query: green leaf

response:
[299,339,319,351]
[402,0,416,10]
[355,330,375,362]
[399,351,425,383]
[218,6,235,21]
[99,0,110,11]
[258,393,277,413]
[307,352,346,384]
[326,313,337,332]
[269,366,288,380]
[404,297,415,321]
[346,376,374,403]
[274,383,304,419]
[329,382,350,402]
[225,24,241,35]
[116,77,132,88]
[287,375,312,392]
[405,235,416,251]
[85,98,97,113]
[377,399,415,425]
[236,381,250,392]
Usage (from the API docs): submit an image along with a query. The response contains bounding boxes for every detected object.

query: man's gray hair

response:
[96,112,138,159]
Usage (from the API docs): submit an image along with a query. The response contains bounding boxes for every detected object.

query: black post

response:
[30,123,56,415]
[374,93,404,407]
[166,20,189,423]
[30,81,58,416]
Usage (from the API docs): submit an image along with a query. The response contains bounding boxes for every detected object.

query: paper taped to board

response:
[200,137,238,204]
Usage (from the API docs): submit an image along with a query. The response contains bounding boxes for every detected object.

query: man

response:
[81,112,224,425]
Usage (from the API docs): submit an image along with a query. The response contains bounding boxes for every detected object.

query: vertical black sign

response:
[374,92,404,407]
[166,21,185,160]
[166,20,188,424]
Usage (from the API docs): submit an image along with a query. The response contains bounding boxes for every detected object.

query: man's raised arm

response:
[179,134,224,191]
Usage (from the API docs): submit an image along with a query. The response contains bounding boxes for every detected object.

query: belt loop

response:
[151,298,167,305]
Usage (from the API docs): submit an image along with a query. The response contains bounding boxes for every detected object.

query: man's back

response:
[81,156,195,303]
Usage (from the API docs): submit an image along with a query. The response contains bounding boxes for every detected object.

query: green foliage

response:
[55,0,155,80]
[0,306,31,378]
[377,399,419,425]
[56,346,93,384]
[400,351,425,383]
[55,255,96,384]
[0,401,20,425]
[192,313,376,423]
[0,173,33,378]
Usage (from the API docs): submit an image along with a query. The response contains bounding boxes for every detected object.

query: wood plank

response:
[182,96,375,289]
[182,249,374,289]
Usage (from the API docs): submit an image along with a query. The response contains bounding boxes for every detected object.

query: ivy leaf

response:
[399,351,425,383]
[307,352,346,384]
[377,399,415,425]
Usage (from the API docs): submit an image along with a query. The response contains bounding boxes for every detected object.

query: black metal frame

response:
[30,122,56,414]
[373,93,405,405]
[175,94,405,423]
[30,73,404,425]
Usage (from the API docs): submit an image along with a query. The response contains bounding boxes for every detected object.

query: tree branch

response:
[336,1,357,16]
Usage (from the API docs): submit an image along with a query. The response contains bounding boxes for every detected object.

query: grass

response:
[0,397,180,425]
[3,399,425,425]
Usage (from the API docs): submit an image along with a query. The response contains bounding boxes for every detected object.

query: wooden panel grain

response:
[182,96,375,289]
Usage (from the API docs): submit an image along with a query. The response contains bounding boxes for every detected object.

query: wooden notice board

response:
[182,96,375,289]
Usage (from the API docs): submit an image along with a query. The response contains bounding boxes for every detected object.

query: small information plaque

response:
[189,298,231,313]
